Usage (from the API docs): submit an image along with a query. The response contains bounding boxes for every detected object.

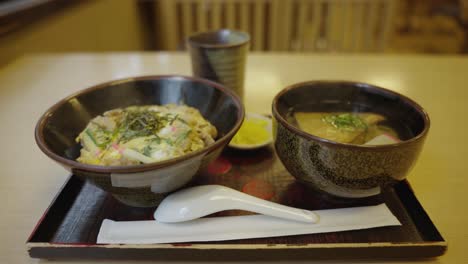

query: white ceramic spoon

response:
[154,185,319,223]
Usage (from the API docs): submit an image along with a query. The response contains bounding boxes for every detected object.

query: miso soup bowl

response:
[272,81,430,199]
[35,75,244,207]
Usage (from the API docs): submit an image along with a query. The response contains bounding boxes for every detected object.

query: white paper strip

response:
[110,155,202,193]
[97,204,400,244]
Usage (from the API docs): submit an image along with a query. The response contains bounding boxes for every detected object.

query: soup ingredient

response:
[231,118,271,145]
[294,112,397,144]
[76,104,217,166]
[365,134,399,145]
[321,113,367,132]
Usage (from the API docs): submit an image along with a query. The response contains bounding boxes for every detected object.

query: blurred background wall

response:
[0,0,467,67]
[0,0,149,66]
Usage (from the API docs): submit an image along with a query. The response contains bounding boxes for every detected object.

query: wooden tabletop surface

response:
[0,52,466,263]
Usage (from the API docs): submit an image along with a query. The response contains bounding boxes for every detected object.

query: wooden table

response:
[0,53,466,263]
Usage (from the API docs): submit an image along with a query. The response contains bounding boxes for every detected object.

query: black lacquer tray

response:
[27,147,446,260]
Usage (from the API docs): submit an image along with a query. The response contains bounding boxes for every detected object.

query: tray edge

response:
[26,176,448,260]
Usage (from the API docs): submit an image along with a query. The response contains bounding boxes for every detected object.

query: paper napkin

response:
[97,203,400,244]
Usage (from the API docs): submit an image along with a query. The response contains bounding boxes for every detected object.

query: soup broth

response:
[289,111,413,145]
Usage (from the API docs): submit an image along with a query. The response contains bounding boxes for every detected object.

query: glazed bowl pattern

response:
[272,81,430,199]
[35,75,244,207]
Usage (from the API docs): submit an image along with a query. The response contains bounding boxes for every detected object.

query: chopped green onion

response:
[322,113,367,132]
[122,148,155,164]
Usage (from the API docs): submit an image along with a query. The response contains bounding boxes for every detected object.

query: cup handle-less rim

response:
[187,29,250,49]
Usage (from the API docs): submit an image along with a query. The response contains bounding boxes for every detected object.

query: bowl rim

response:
[271,80,430,150]
[35,75,245,173]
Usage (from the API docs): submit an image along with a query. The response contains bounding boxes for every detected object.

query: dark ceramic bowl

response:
[272,81,430,199]
[35,75,244,207]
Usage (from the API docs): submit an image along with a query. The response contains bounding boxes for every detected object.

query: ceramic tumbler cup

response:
[187,29,250,101]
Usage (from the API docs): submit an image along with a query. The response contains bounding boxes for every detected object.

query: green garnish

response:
[142,145,153,157]
[85,129,98,146]
[176,116,188,125]
[322,113,367,132]
[85,129,110,148]
[146,135,173,146]
[118,109,168,142]
[175,129,192,144]
[141,134,177,157]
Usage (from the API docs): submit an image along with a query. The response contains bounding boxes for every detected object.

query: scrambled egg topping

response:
[76,104,217,166]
